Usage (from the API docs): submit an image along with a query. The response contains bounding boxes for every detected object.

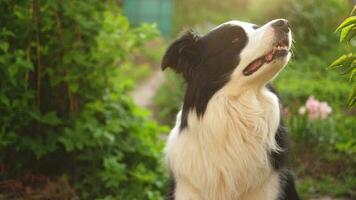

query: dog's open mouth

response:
[243,39,290,76]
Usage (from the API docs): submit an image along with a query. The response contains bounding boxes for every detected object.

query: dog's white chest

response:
[165,89,281,199]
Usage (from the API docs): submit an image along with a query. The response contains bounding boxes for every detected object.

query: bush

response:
[0,1,165,199]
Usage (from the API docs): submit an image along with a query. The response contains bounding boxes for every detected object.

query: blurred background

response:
[0,0,355,199]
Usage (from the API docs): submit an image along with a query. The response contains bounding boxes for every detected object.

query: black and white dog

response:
[161,19,300,200]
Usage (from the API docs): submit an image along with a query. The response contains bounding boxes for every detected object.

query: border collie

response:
[161,19,300,200]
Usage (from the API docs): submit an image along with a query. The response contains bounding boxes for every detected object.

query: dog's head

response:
[162,19,292,89]
[162,19,292,128]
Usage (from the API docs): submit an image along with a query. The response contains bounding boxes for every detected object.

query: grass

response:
[299,176,356,199]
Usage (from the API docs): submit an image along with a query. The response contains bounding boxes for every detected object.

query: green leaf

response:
[0,93,10,107]
[348,85,356,107]
[329,53,356,70]
[0,28,15,38]
[69,83,79,93]
[351,5,356,16]
[0,42,9,52]
[341,61,356,75]
[340,24,356,42]
[100,156,126,188]
[29,110,62,125]
[336,16,356,31]
[350,68,356,82]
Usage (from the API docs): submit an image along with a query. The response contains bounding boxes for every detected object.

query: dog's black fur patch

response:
[269,85,301,200]
[271,124,289,170]
[162,24,248,130]
[166,177,176,200]
[267,84,289,171]
[278,170,301,200]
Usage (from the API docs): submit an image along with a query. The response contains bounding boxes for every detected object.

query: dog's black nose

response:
[272,19,289,33]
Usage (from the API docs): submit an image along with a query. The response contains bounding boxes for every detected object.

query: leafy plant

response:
[0,1,166,199]
[329,6,356,107]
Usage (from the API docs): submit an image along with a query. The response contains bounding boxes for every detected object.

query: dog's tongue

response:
[243,58,264,75]
[242,49,278,76]
[251,59,263,70]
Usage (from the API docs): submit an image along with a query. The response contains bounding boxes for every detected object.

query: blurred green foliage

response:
[155,71,184,125]
[0,0,166,199]
[298,176,356,199]
[274,0,348,57]
[173,0,250,32]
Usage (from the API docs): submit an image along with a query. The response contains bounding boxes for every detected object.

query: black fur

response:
[161,30,201,81]
[271,124,289,170]
[162,24,248,130]
[166,177,176,200]
[267,84,289,171]
[278,170,301,200]
[268,85,301,200]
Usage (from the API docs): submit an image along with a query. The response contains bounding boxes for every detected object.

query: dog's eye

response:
[252,25,260,30]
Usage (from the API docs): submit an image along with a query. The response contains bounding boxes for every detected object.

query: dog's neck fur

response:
[165,86,281,199]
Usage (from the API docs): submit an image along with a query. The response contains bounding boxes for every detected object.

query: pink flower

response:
[308,110,320,120]
[319,101,332,119]
[306,96,319,113]
[298,96,332,120]
[306,96,320,119]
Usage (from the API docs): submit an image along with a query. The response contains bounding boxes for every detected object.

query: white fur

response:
[165,19,292,200]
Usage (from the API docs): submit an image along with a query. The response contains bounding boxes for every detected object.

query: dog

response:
[161,18,301,200]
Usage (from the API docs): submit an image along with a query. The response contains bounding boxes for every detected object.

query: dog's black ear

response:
[161,30,201,80]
